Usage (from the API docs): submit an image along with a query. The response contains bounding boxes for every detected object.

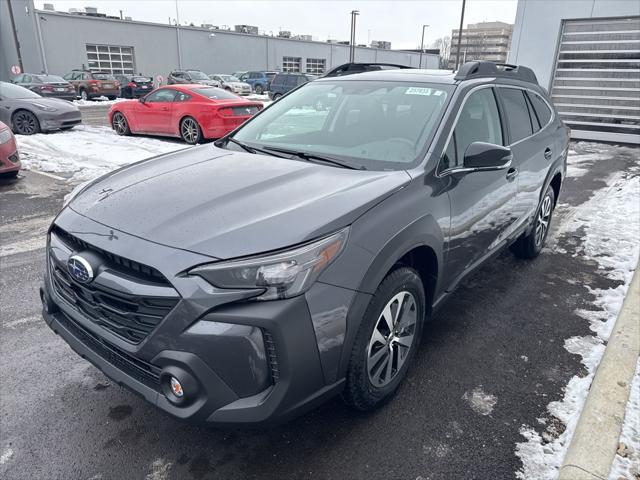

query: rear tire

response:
[12,110,40,135]
[111,112,131,136]
[180,116,202,144]
[511,185,556,259]
[342,266,425,411]
[272,93,282,101]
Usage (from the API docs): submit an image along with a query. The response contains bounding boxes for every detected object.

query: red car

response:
[109,85,263,144]
[0,121,20,178]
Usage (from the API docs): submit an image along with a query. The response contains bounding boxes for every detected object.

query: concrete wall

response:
[508,0,640,89]
[0,5,438,81]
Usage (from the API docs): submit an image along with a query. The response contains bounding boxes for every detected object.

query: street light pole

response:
[419,24,429,69]
[349,10,359,63]
[454,0,466,70]
[175,0,183,69]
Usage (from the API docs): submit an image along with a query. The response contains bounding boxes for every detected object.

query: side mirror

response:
[139,96,146,104]
[463,142,512,170]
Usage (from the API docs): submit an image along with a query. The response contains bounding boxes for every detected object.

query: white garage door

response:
[550,16,640,144]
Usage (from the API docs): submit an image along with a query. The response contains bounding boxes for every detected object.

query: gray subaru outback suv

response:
[41,61,569,426]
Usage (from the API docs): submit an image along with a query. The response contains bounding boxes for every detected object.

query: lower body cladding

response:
[40,209,359,426]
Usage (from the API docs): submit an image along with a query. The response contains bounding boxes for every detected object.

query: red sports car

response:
[0,120,21,178]
[109,85,263,144]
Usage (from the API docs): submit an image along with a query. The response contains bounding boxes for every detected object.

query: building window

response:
[283,56,302,73]
[306,58,326,74]
[86,44,135,75]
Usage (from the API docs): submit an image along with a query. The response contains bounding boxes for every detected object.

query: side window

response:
[527,92,552,128]
[284,75,297,87]
[524,93,541,133]
[146,89,177,102]
[239,73,248,81]
[174,92,191,102]
[63,73,72,80]
[297,75,308,86]
[499,88,533,143]
[442,87,503,170]
[250,72,260,79]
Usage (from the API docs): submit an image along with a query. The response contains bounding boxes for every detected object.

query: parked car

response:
[62,70,121,100]
[0,121,20,178]
[42,61,569,427]
[238,71,277,94]
[232,71,247,80]
[209,74,252,96]
[115,75,154,99]
[10,73,76,101]
[0,82,82,135]
[108,85,263,144]
[268,72,316,100]
[167,70,220,87]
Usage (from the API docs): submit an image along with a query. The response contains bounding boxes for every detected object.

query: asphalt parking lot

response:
[0,143,638,480]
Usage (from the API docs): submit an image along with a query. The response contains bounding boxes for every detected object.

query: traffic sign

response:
[10,65,21,75]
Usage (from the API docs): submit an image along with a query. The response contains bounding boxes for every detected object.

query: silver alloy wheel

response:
[181,118,200,144]
[13,111,38,135]
[112,113,127,135]
[367,291,418,387]
[535,194,553,246]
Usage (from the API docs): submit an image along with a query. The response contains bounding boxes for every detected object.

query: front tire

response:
[180,116,202,144]
[12,110,40,135]
[511,185,556,259]
[272,93,282,101]
[254,85,264,95]
[112,112,131,136]
[343,266,425,411]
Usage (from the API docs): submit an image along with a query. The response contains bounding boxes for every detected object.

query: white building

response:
[509,0,639,144]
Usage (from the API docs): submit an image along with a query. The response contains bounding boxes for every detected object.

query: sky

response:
[34,0,518,49]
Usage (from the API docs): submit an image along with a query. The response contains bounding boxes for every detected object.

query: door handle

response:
[506,167,519,181]
[544,147,552,160]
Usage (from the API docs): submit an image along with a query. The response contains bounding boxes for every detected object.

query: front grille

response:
[52,225,166,282]
[56,310,161,391]
[263,331,279,383]
[50,226,179,343]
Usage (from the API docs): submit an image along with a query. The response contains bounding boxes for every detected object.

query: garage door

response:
[550,16,640,144]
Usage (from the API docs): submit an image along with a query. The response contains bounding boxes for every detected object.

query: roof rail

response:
[454,61,538,84]
[323,62,413,78]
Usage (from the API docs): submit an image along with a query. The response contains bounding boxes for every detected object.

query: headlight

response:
[33,102,57,112]
[0,128,12,144]
[190,227,349,301]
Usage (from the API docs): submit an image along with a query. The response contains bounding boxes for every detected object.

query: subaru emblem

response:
[67,255,94,284]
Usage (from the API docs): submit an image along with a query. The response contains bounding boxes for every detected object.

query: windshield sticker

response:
[406,87,435,96]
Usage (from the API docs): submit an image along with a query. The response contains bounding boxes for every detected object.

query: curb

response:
[559,266,640,480]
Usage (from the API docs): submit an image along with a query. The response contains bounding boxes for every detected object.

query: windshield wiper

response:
[217,137,288,158]
[261,146,365,170]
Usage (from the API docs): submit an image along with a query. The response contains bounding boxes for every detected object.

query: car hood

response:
[17,97,78,111]
[196,80,219,86]
[69,146,410,259]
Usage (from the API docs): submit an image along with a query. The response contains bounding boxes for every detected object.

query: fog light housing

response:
[160,367,198,406]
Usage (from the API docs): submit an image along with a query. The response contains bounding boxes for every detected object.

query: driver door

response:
[136,88,177,134]
[441,86,519,290]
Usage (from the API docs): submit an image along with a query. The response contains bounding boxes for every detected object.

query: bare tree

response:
[431,36,451,69]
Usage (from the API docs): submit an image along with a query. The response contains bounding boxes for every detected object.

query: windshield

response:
[219,75,240,82]
[188,71,209,80]
[92,73,115,80]
[191,87,241,100]
[231,80,452,170]
[34,75,66,83]
[0,82,41,99]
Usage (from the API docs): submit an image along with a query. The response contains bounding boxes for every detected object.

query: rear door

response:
[496,86,552,228]
[136,88,178,134]
[440,86,519,289]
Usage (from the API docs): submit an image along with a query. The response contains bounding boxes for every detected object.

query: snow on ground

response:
[610,357,640,480]
[516,144,640,480]
[73,97,127,107]
[15,125,187,182]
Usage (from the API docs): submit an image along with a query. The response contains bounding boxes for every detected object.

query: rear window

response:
[34,75,66,83]
[191,87,239,100]
[133,76,151,83]
[92,73,115,80]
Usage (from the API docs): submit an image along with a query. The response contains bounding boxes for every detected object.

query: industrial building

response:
[0,0,438,83]
[449,21,513,68]
[509,0,639,144]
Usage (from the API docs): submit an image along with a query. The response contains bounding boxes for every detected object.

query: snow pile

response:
[609,358,640,480]
[73,97,127,107]
[515,149,640,479]
[16,125,187,182]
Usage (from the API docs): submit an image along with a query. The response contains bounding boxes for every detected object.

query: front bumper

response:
[40,209,350,426]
